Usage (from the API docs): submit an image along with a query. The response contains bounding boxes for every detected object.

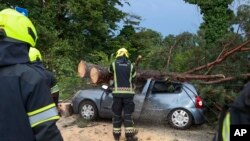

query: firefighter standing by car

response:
[0,8,63,141]
[109,48,138,141]
[29,47,60,106]
[213,81,250,141]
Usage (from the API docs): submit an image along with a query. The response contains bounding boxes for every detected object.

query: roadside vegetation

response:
[1,0,249,124]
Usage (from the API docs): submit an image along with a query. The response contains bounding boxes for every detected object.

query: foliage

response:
[0,1,249,123]
[184,0,235,45]
[58,75,87,100]
[236,4,250,38]
[0,0,132,97]
[89,50,111,66]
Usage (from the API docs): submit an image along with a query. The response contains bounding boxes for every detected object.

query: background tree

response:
[184,0,235,45]
[236,4,250,38]
[0,0,132,98]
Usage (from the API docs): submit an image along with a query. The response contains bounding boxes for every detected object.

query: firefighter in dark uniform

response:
[213,82,250,141]
[109,48,138,141]
[29,47,60,106]
[0,8,63,141]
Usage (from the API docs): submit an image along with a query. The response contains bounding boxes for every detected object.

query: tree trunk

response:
[78,37,250,85]
[58,102,73,117]
[90,66,112,84]
[86,64,227,85]
[78,60,96,78]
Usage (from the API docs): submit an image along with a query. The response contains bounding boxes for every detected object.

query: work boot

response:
[126,136,138,141]
[114,137,120,141]
[113,134,120,141]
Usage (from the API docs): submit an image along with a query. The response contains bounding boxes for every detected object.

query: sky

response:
[120,0,247,37]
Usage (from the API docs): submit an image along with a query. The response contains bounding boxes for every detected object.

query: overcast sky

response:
[120,0,247,36]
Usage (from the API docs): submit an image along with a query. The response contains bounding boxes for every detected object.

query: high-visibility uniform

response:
[214,82,250,141]
[0,42,63,141]
[109,56,137,141]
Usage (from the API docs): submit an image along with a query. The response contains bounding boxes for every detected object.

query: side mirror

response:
[101,85,111,94]
[102,85,109,90]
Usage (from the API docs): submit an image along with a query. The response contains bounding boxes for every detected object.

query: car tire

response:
[168,108,192,129]
[79,101,98,120]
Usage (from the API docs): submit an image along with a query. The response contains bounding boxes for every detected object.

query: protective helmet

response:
[0,8,38,47]
[29,47,42,62]
[116,48,129,58]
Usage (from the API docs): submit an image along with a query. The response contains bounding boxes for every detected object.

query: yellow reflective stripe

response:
[112,87,135,94]
[27,103,56,116]
[31,116,60,128]
[29,107,58,127]
[51,84,59,94]
[222,113,230,141]
[113,91,135,94]
[132,71,136,78]
[113,128,121,131]
[125,127,135,133]
[125,127,134,130]
[112,62,117,92]
[129,64,133,91]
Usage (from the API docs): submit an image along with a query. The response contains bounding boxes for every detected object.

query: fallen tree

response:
[78,60,247,85]
[77,39,250,85]
[78,60,97,78]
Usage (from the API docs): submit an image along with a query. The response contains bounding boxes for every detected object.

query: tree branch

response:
[200,73,250,84]
[166,37,183,71]
[205,28,240,74]
[184,39,250,74]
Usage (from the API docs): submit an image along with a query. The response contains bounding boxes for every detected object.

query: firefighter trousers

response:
[112,96,136,139]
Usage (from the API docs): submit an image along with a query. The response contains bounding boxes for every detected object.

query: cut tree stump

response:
[78,60,97,78]
[90,66,112,84]
[58,102,73,117]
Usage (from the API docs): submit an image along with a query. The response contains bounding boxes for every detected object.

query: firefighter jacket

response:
[109,56,136,97]
[0,41,63,141]
[29,62,60,95]
[214,82,250,141]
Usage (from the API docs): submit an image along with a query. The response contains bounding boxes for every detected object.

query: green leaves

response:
[185,0,235,45]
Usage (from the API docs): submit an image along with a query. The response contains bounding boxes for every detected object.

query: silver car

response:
[72,79,205,129]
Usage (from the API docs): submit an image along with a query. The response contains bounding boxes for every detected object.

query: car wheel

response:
[79,101,98,120]
[168,108,192,129]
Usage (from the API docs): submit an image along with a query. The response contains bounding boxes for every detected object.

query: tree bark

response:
[89,66,112,84]
[58,102,73,117]
[86,65,227,84]
[200,73,250,84]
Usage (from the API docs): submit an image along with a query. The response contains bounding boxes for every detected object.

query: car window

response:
[151,81,182,94]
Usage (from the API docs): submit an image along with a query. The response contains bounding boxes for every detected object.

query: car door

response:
[140,81,183,122]
[99,79,151,119]
[99,91,113,118]
[133,79,151,119]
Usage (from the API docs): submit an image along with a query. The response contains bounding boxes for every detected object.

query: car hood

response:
[73,88,104,99]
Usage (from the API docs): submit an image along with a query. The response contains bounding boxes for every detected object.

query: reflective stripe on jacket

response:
[222,113,230,141]
[109,56,136,94]
[27,103,60,127]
